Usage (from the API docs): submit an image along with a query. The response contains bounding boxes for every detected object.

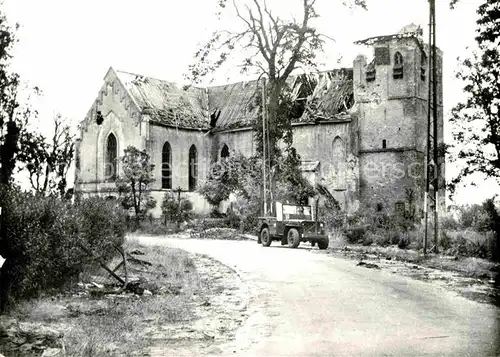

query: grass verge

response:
[0,238,201,357]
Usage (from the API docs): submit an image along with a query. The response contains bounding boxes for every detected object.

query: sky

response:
[2,0,496,205]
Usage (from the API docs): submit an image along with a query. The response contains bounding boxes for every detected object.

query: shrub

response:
[440,230,453,251]
[225,206,241,229]
[161,191,193,225]
[344,226,367,243]
[388,229,402,245]
[362,232,374,246]
[458,204,491,232]
[407,229,423,251]
[75,197,127,261]
[374,232,391,247]
[441,215,460,231]
[321,206,345,231]
[397,233,411,249]
[0,187,127,309]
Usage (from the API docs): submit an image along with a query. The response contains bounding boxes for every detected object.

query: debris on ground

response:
[323,244,500,307]
[0,320,65,356]
[357,261,381,269]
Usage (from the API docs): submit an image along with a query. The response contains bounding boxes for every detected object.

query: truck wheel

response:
[287,228,301,248]
[317,238,329,250]
[260,228,272,247]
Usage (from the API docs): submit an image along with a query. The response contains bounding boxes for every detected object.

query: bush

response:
[344,226,367,243]
[387,229,402,245]
[374,232,391,247]
[225,206,241,229]
[440,230,453,251]
[75,197,127,261]
[161,192,193,225]
[441,215,460,231]
[458,204,491,232]
[0,187,127,308]
[446,230,493,259]
[362,232,375,246]
[407,229,423,251]
[397,233,411,249]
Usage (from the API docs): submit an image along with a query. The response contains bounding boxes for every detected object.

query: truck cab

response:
[257,202,329,249]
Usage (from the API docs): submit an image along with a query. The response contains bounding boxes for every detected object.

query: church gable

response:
[80,67,142,134]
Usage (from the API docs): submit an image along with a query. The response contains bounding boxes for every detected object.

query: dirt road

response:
[136,236,500,356]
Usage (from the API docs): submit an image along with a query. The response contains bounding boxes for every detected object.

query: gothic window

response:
[393,51,404,79]
[366,61,376,82]
[162,142,172,189]
[221,144,229,159]
[332,136,345,171]
[105,133,117,181]
[188,145,198,191]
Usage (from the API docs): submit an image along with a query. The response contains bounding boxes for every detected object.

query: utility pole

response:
[262,78,268,216]
[425,0,439,254]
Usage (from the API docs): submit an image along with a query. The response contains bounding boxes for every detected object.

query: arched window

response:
[366,60,376,82]
[162,142,172,189]
[221,144,229,159]
[393,51,404,79]
[105,133,117,180]
[188,145,198,191]
[382,139,387,149]
[332,136,345,171]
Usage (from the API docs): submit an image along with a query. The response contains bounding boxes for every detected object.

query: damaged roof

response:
[207,80,260,130]
[116,70,210,129]
[114,68,353,131]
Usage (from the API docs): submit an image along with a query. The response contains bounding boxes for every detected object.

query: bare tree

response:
[18,114,75,197]
[188,0,366,166]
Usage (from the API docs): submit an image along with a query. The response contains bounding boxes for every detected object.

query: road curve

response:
[135,236,500,357]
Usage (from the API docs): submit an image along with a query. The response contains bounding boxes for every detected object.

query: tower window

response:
[105,133,117,181]
[366,61,376,82]
[382,139,387,149]
[188,145,198,191]
[393,51,404,79]
[162,141,172,189]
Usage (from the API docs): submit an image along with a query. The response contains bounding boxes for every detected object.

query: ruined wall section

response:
[292,118,360,214]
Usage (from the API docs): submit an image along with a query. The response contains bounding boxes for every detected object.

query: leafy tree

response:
[198,151,260,207]
[0,7,21,185]
[188,0,366,198]
[17,114,75,197]
[449,0,500,194]
[116,146,157,227]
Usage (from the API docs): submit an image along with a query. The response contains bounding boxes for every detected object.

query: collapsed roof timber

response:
[114,68,354,132]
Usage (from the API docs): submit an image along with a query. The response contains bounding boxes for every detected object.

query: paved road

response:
[136,236,500,356]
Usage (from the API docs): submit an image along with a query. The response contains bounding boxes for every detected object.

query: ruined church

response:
[75,25,445,218]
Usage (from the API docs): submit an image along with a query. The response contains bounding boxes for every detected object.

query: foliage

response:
[17,114,75,197]
[161,191,194,224]
[0,186,127,308]
[344,226,367,244]
[481,197,500,261]
[456,203,491,231]
[116,146,157,225]
[449,0,500,194]
[198,151,258,206]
